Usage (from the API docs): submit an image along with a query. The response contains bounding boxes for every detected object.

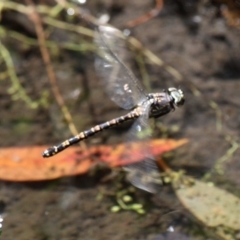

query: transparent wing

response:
[123,105,162,193]
[94,25,146,109]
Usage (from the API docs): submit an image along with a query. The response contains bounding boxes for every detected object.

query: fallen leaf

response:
[0,146,92,181]
[174,177,240,230]
[0,139,188,181]
[102,139,188,167]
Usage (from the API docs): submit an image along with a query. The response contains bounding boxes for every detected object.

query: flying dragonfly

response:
[42,25,184,193]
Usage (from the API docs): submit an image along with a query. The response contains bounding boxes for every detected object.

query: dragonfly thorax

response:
[145,88,184,118]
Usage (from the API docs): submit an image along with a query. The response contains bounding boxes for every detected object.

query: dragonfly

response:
[42,25,185,193]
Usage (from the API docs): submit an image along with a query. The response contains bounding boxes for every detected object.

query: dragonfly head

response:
[168,88,185,107]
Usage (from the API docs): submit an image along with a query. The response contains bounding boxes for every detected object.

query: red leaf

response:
[0,139,188,181]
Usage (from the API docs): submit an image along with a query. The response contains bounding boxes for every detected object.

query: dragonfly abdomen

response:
[42,111,139,158]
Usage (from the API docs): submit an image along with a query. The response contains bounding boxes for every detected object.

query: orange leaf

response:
[0,146,92,181]
[104,138,188,167]
[0,139,188,181]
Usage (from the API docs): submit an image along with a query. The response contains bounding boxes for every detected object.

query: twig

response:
[43,17,94,37]
[24,0,86,150]
[209,100,222,132]
[126,0,163,28]
[135,53,151,92]
[0,40,40,108]
[1,1,183,82]
[203,136,239,179]
[0,26,95,52]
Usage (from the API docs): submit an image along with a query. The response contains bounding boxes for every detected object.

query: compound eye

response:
[176,96,185,106]
[168,88,185,107]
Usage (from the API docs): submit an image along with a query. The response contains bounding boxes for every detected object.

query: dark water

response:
[1,0,240,239]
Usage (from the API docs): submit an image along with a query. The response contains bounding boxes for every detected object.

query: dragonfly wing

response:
[94,25,146,109]
[123,105,162,193]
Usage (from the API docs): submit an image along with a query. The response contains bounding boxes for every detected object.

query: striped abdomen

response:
[42,110,140,157]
